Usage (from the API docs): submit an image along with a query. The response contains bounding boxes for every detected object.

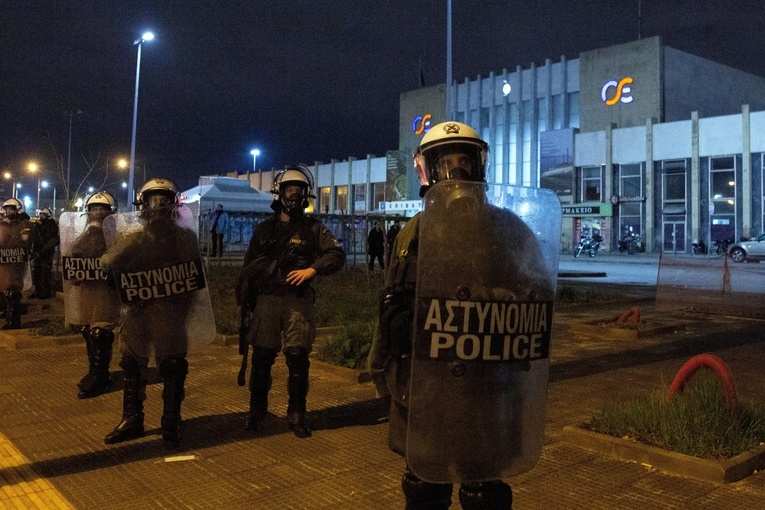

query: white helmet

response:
[271,165,314,211]
[135,178,179,209]
[85,192,117,212]
[38,207,53,217]
[414,121,489,192]
[2,198,23,216]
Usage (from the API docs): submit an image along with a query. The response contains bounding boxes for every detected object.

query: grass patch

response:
[588,373,765,460]
[556,285,615,304]
[32,317,79,337]
[207,265,383,369]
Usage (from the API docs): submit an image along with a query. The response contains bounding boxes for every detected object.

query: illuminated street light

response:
[128,31,155,211]
[250,149,260,172]
[27,162,42,211]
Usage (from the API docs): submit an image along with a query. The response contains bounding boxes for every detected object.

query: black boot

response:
[245,347,276,431]
[159,357,188,447]
[77,327,93,390]
[1,292,21,330]
[78,327,114,399]
[285,347,312,438]
[458,480,513,510]
[105,355,145,444]
[401,466,453,510]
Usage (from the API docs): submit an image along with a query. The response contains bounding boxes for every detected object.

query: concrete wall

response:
[579,37,663,133]
[664,47,765,121]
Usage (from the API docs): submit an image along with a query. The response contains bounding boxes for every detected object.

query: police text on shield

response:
[62,256,107,281]
[116,259,206,303]
[0,247,28,264]
[419,299,553,362]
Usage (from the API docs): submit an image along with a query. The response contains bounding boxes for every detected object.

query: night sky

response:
[2,1,764,199]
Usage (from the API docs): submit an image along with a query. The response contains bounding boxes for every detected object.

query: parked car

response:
[728,234,765,262]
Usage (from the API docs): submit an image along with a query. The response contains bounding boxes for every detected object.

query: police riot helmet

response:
[135,178,179,210]
[271,165,314,212]
[85,192,117,215]
[2,198,24,218]
[414,121,489,192]
[38,207,53,218]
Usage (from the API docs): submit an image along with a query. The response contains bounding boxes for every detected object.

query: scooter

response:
[712,238,734,255]
[618,233,643,254]
[692,239,707,254]
[574,234,602,258]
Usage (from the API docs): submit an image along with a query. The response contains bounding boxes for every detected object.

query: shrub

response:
[314,321,375,370]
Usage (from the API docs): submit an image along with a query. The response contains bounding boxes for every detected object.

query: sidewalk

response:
[1,287,764,509]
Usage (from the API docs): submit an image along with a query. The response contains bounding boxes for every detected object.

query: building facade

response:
[399,36,765,253]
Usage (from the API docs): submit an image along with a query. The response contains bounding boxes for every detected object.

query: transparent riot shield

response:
[59,212,121,328]
[102,205,216,359]
[0,219,33,292]
[407,181,561,483]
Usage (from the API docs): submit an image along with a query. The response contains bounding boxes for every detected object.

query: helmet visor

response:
[420,142,486,184]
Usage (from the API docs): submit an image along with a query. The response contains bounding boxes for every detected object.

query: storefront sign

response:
[562,203,613,217]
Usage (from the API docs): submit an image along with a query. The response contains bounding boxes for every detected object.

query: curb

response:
[562,425,765,483]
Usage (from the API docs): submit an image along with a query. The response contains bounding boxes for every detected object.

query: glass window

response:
[567,92,579,128]
[618,164,643,239]
[581,166,601,201]
[552,94,563,130]
[709,156,736,242]
[320,187,330,213]
[373,182,385,212]
[353,183,366,214]
[335,185,348,214]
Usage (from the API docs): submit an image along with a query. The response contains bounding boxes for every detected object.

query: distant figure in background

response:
[31,207,60,299]
[367,220,385,271]
[209,204,229,258]
[386,219,401,265]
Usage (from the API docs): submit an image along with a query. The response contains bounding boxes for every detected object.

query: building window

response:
[567,92,580,128]
[320,187,330,214]
[709,156,736,243]
[372,182,385,212]
[354,183,366,214]
[552,94,564,130]
[581,166,602,201]
[618,163,643,239]
[661,160,687,252]
[335,185,348,214]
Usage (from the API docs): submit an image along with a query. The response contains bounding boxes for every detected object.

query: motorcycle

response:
[692,239,707,254]
[712,238,734,255]
[618,233,643,254]
[574,234,602,258]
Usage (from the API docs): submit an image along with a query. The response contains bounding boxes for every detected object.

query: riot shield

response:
[407,181,561,483]
[102,205,216,359]
[59,212,121,327]
[0,219,32,292]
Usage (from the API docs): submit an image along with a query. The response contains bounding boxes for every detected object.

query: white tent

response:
[181,176,274,215]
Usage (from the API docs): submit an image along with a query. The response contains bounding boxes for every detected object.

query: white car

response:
[728,234,765,263]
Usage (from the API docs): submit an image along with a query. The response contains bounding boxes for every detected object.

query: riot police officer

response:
[101,178,215,447]
[368,122,560,509]
[237,165,345,438]
[60,193,121,398]
[30,207,60,299]
[0,198,32,329]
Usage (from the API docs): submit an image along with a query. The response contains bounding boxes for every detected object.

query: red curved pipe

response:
[666,353,738,413]
[617,306,640,325]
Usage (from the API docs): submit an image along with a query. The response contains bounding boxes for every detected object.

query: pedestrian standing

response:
[367,220,385,270]
[209,204,229,258]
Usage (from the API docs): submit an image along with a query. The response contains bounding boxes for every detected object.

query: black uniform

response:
[31,216,60,298]
[239,213,345,437]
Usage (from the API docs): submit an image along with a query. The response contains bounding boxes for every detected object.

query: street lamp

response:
[250,149,260,172]
[41,181,57,215]
[27,162,42,211]
[128,31,155,211]
[3,172,16,199]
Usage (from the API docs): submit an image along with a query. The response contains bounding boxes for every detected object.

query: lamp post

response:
[128,31,154,211]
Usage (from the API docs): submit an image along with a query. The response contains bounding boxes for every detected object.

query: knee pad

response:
[251,346,277,368]
[401,468,453,507]
[89,327,115,345]
[119,354,143,378]
[159,357,189,379]
[284,347,310,370]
